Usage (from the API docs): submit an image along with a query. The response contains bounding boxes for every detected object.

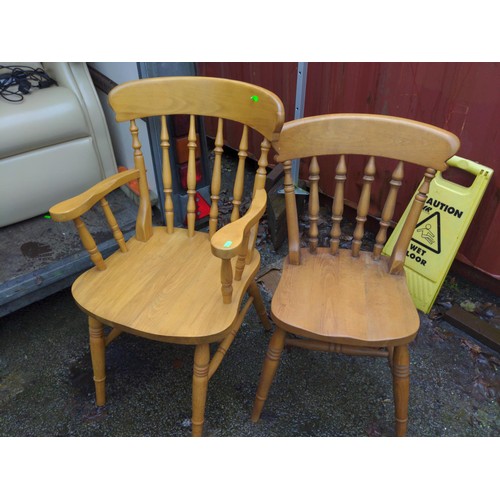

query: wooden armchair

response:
[49,76,284,436]
[251,114,460,436]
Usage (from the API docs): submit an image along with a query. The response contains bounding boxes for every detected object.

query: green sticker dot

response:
[250,95,259,102]
[224,241,233,248]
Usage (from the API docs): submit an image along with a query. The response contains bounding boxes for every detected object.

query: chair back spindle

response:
[308,156,320,253]
[130,119,153,242]
[282,159,301,265]
[352,156,376,257]
[231,125,249,223]
[186,115,198,236]
[209,118,224,237]
[330,155,347,255]
[373,161,404,259]
[160,115,175,234]
[254,138,271,193]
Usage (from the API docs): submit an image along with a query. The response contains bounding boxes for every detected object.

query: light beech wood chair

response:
[251,114,460,436]
[49,76,284,436]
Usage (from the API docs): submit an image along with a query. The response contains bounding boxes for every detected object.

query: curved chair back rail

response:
[274,113,459,169]
[109,76,284,141]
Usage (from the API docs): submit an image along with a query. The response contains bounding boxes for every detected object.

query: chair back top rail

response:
[109,76,285,142]
[274,113,459,169]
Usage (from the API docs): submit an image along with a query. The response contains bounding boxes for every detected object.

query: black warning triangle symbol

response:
[412,211,441,254]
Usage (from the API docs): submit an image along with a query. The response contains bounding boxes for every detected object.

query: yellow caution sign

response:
[382,156,493,313]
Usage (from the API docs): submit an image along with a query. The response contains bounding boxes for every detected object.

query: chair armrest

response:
[49,169,140,222]
[211,188,267,259]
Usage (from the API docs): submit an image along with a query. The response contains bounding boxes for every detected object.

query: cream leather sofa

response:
[0,62,117,227]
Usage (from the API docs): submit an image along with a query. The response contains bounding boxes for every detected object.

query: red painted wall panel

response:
[197,62,499,279]
[197,62,297,161]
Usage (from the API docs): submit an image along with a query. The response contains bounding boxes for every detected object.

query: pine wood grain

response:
[274,113,460,167]
[271,248,420,347]
[72,228,261,344]
[109,76,285,142]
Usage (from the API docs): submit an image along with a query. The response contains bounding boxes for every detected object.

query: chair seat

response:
[72,227,260,344]
[271,248,419,347]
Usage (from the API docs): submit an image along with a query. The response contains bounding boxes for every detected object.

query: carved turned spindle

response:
[373,161,404,259]
[283,160,301,265]
[192,343,210,437]
[160,115,174,234]
[231,125,248,223]
[130,120,153,242]
[100,197,127,253]
[221,259,233,304]
[74,217,106,270]
[308,156,320,253]
[393,344,410,436]
[186,115,198,237]
[252,327,287,422]
[253,138,271,193]
[352,156,376,257]
[330,155,347,255]
[284,337,389,357]
[209,118,224,238]
[88,316,106,406]
[388,168,436,274]
[246,138,271,266]
[235,231,250,281]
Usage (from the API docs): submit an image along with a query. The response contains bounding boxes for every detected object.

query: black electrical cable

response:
[0,65,57,102]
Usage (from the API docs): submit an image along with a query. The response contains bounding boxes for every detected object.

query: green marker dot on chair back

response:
[250,95,259,102]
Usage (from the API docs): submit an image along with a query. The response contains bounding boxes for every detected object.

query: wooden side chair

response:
[251,114,460,436]
[49,76,285,436]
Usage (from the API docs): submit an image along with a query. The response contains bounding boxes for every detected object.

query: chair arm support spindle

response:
[73,217,106,271]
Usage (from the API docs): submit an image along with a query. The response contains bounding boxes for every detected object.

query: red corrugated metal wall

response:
[197,62,298,158]
[197,62,499,281]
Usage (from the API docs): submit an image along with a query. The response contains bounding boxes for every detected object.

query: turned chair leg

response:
[393,344,410,437]
[88,316,106,406]
[192,343,210,437]
[251,327,286,422]
[248,281,272,331]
